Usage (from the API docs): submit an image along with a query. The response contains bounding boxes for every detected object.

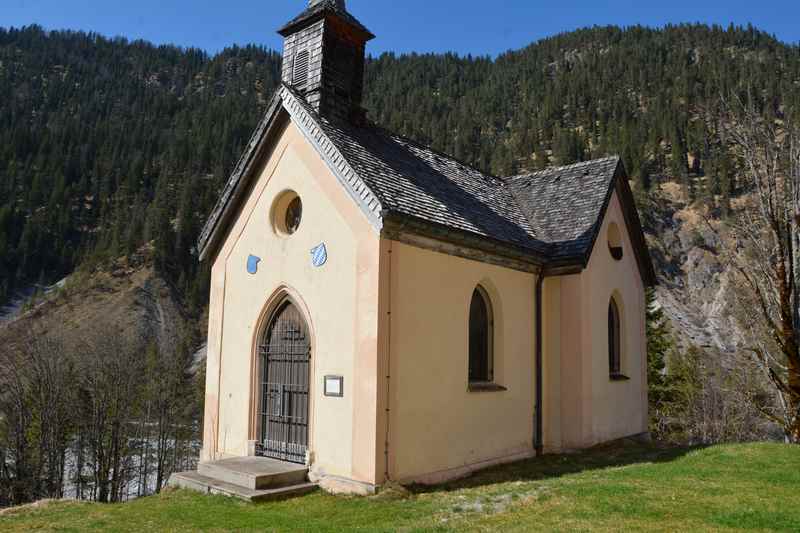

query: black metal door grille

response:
[258,300,310,464]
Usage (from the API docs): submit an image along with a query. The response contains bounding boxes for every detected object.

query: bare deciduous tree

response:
[0,308,203,507]
[136,335,195,496]
[0,329,76,505]
[0,445,7,507]
[77,321,145,503]
[709,94,800,442]
[25,333,76,499]
[0,344,33,505]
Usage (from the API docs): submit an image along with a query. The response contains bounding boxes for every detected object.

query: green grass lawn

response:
[2,441,798,532]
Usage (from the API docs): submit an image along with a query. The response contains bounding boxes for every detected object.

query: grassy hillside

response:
[1,442,798,532]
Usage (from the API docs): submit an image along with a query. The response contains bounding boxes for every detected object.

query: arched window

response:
[469,286,493,383]
[608,297,621,376]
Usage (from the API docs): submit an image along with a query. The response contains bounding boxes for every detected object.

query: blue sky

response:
[4,0,799,56]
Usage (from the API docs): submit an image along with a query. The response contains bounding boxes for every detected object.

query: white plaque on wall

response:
[324,375,343,397]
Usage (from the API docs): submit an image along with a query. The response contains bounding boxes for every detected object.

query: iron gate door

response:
[259,300,310,464]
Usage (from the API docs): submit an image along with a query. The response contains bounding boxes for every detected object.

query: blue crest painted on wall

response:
[310,243,328,267]
[247,255,261,275]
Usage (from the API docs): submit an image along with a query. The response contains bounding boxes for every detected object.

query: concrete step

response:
[168,471,317,503]
[197,456,308,490]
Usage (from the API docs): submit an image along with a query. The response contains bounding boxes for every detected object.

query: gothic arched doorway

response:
[258,299,310,464]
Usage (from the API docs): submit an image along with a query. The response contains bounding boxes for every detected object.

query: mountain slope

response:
[1,23,799,342]
[0,248,188,358]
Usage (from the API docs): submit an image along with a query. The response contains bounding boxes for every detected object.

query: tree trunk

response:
[75,430,84,500]
[109,420,121,503]
[155,409,167,493]
[788,358,800,443]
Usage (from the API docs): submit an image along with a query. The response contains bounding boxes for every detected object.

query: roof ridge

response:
[505,155,620,181]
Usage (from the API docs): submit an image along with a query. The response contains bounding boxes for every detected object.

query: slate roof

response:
[505,157,621,261]
[278,0,374,39]
[198,84,655,284]
[287,89,549,256]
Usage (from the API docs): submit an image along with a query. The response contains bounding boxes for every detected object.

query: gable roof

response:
[506,157,621,262]
[197,83,655,286]
[507,159,656,283]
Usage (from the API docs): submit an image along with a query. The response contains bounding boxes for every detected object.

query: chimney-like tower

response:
[278,0,375,122]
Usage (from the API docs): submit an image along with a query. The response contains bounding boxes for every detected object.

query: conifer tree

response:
[1,22,799,310]
[646,288,674,424]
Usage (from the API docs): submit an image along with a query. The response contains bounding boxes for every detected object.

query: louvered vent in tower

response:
[292,49,310,90]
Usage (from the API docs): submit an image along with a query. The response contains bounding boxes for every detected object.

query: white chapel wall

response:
[203,120,382,485]
[385,240,537,482]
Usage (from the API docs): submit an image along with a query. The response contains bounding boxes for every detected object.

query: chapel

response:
[190,0,655,495]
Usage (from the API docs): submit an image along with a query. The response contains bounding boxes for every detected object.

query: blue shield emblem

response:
[311,243,328,267]
[247,255,261,275]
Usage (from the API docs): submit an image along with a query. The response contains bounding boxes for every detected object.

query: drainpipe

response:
[383,242,393,482]
[534,273,544,456]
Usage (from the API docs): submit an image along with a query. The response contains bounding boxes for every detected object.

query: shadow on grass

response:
[407,439,705,495]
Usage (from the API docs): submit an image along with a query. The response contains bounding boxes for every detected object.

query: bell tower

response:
[278,0,375,123]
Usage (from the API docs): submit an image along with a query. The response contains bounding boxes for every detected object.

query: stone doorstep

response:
[197,457,309,490]
[168,471,317,503]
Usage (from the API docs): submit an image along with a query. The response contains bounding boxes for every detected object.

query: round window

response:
[285,197,302,234]
[273,191,303,236]
[608,222,623,261]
